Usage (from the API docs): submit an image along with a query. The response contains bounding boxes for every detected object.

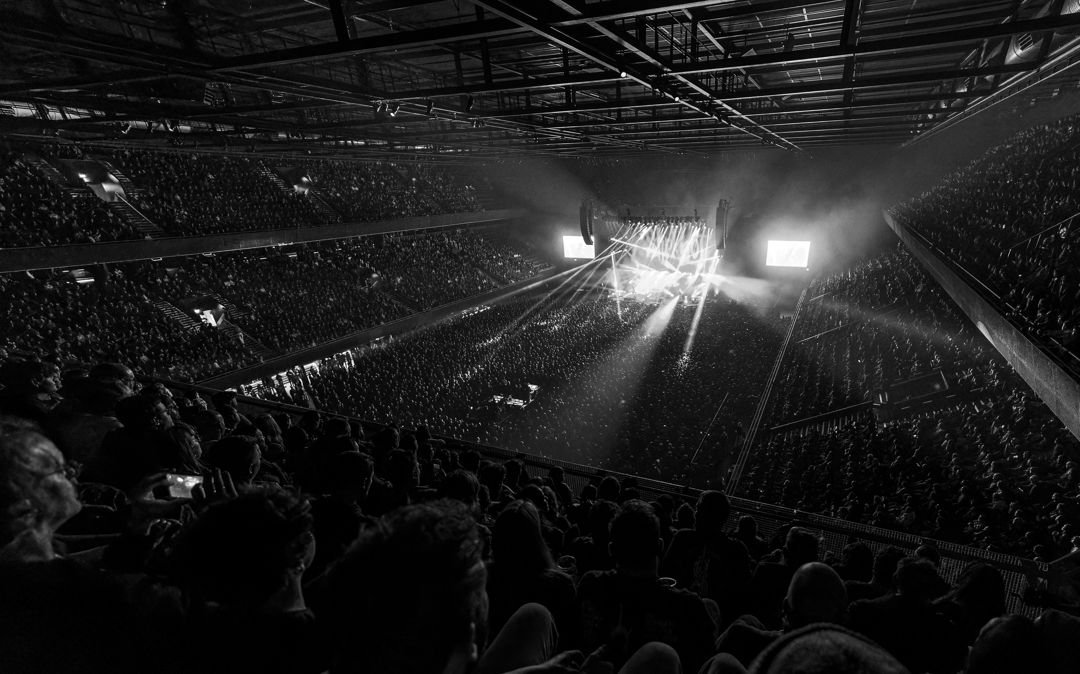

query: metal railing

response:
[151,375,1050,616]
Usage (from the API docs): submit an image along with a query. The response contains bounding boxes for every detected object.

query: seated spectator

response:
[742,624,910,674]
[326,499,604,674]
[577,500,717,673]
[203,434,261,486]
[486,499,577,646]
[964,615,1041,674]
[749,527,820,629]
[845,545,905,603]
[663,490,753,626]
[848,558,965,674]
[171,485,323,674]
[714,562,848,668]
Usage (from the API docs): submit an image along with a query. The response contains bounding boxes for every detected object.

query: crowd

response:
[766,246,996,424]
[456,228,553,284]
[893,114,1080,363]
[740,246,1080,557]
[0,147,141,247]
[362,230,502,310]
[177,240,411,352]
[0,265,258,382]
[100,148,329,235]
[1,228,551,378]
[306,159,481,220]
[2,365,1078,673]
[253,289,780,486]
[0,143,487,244]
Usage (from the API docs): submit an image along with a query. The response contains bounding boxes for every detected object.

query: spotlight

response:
[464,96,474,112]
[674,95,680,102]
[619,70,628,78]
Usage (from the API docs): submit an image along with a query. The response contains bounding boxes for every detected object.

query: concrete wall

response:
[0,209,525,272]
[886,212,1080,440]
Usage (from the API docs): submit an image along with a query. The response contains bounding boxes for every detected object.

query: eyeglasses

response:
[39,462,79,481]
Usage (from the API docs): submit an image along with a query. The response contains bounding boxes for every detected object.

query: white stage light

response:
[563,236,595,259]
[765,240,811,268]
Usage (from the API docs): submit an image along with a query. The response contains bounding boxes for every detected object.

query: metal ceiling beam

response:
[214,19,525,71]
[669,12,1080,76]
[739,90,987,116]
[550,0,839,27]
[717,62,1034,102]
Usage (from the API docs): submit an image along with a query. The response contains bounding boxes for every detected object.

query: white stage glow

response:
[765,240,811,268]
[610,218,720,300]
[563,236,595,259]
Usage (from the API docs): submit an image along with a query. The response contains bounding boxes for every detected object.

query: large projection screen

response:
[766,240,811,268]
[563,235,596,259]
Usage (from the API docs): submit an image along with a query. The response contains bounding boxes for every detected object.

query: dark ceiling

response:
[4,0,1080,158]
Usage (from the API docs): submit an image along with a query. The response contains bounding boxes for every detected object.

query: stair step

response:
[153,300,202,333]
[219,319,275,360]
[107,196,164,236]
[257,162,338,222]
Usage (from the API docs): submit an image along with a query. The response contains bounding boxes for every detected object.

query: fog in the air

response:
[476,83,1080,272]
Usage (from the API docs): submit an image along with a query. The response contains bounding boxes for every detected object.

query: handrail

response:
[899,217,1080,378]
[767,401,875,434]
[147,375,1049,587]
[1005,210,1079,251]
[727,287,808,493]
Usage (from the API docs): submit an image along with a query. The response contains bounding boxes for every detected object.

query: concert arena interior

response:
[5,1,1080,672]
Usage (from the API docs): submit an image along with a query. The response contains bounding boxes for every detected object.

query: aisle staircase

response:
[108,194,165,237]
[257,161,340,223]
[153,300,202,332]
[377,285,424,313]
[219,319,275,360]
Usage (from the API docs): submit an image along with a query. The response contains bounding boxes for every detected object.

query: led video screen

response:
[765,240,811,268]
[563,235,596,259]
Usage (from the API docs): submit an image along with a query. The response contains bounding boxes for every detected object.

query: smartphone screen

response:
[165,474,204,499]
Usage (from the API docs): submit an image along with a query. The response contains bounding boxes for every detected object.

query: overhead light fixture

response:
[674,95,681,102]
[619,70,628,78]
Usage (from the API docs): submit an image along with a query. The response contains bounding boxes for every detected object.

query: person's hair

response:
[322,452,374,494]
[784,527,820,566]
[156,422,205,475]
[493,500,554,576]
[871,546,907,588]
[609,500,662,566]
[174,486,312,607]
[323,417,351,439]
[210,390,237,411]
[439,469,480,506]
[893,557,942,601]
[0,431,69,547]
[385,448,418,491]
[460,449,480,473]
[940,562,1006,619]
[839,542,874,582]
[695,490,732,532]
[737,514,757,536]
[965,615,1040,674]
[204,434,261,484]
[785,562,848,629]
[327,500,486,674]
[190,409,226,444]
[478,461,506,491]
[253,413,282,442]
[115,395,162,432]
[597,475,621,502]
